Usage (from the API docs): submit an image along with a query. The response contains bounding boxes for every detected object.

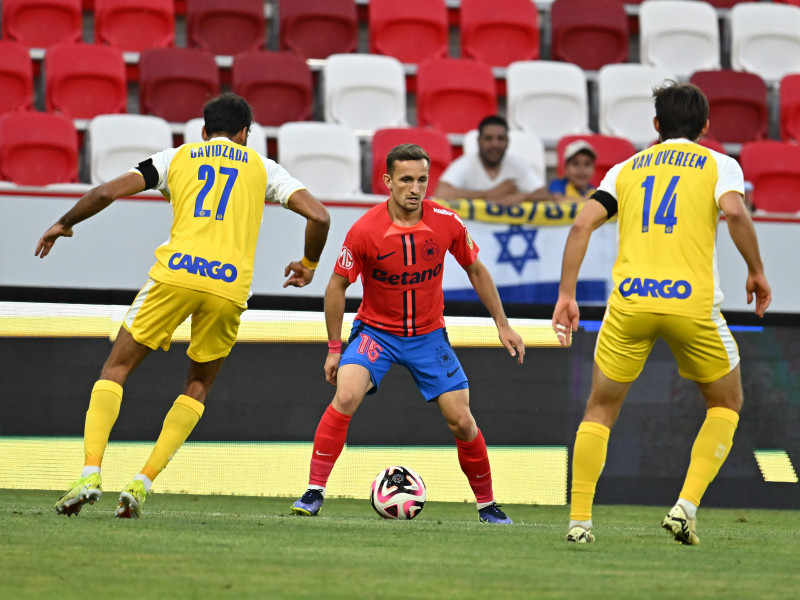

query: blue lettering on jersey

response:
[168,252,238,282]
[631,153,653,170]
[619,277,692,299]
[189,145,249,163]
[371,264,443,285]
[653,149,707,170]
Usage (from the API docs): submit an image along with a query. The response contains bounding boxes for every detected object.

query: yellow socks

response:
[84,380,123,467]
[679,407,739,506]
[570,421,611,521]
[140,395,205,481]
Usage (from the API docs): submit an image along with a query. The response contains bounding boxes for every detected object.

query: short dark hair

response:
[478,115,508,136]
[203,92,253,137]
[386,143,430,175]
[653,81,709,141]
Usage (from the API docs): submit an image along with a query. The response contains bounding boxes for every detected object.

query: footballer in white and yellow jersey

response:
[124,138,305,359]
[592,139,745,382]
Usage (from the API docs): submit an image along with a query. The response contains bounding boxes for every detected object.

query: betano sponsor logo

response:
[168,252,238,282]
[371,264,442,285]
[618,277,692,299]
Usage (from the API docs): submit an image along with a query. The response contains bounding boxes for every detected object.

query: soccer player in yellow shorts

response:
[552,82,772,545]
[36,93,330,518]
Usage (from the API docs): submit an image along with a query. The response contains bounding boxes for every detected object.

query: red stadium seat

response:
[94,0,175,53]
[460,0,540,67]
[551,0,628,71]
[0,111,79,185]
[740,141,800,213]
[369,0,448,64]
[0,41,34,115]
[556,134,637,187]
[232,51,313,126]
[371,127,453,195]
[278,0,357,60]
[187,0,266,56]
[697,137,727,155]
[1,0,82,49]
[690,70,768,144]
[45,43,127,119]
[779,74,800,142]
[416,59,497,134]
[139,48,220,123]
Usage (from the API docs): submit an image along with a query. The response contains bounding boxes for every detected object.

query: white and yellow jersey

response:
[133,137,305,306]
[598,138,744,318]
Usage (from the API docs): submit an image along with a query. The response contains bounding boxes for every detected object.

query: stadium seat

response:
[232,51,313,127]
[506,60,589,143]
[1,0,82,49]
[556,134,637,187]
[639,0,720,79]
[697,137,727,155]
[323,54,407,131]
[88,114,172,185]
[277,122,362,197]
[779,74,800,142]
[278,0,357,60]
[416,59,497,134]
[139,48,220,123]
[0,41,34,115]
[730,3,800,82]
[462,129,547,183]
[689,70,768,144]
[183,117,267,156]
[0,111,79,186]
[370,127,453,196]
[739,141,800,213]
[44,43,127,119]
[460,0,540,68]
[369,0,448,64]
[550,0,628,71]
[598,64,675,146]
[94,0,175,52]
[187,0,266,56]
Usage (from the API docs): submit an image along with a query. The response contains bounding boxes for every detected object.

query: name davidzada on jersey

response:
[168,252,238,282]
[189,144,249,163]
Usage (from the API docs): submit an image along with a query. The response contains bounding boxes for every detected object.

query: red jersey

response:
[335,199,479,336]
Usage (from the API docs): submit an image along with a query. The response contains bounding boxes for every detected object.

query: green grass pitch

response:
[1,490,798,600]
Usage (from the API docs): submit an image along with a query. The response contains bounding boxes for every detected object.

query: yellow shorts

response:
[122,278,244,362]
[595,305,740,383]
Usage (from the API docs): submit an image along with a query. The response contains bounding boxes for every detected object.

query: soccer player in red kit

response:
[291,143,525,523]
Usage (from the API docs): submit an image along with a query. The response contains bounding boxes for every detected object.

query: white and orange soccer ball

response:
[369,466,426,520]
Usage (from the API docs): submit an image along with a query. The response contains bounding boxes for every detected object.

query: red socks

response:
[456,429,494,504]
[308,404,352,487]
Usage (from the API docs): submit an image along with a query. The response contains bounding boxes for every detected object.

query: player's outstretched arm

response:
[284,189,330,288]
[552,200,609,346]
[464,258,525,364]
[719,191,772,317]
[35,172,145,258]
[323,273,350,385]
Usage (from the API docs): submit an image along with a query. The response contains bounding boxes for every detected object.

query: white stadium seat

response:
[323,53,407,131]
[277,122,362,197]
[506,60,589,143]
[598,64,675,146]
[88,114,172,185]
[639,0,720,79]
[731,2,800,82]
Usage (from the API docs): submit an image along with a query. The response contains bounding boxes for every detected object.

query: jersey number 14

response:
[641,175,679,234]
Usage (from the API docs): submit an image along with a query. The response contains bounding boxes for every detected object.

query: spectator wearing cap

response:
[434,115,552,205]
[549,140,596,201]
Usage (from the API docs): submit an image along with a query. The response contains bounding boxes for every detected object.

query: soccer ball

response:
[369,466,426,520]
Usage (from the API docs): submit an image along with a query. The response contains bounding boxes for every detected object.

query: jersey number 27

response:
[194,165,239,221]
